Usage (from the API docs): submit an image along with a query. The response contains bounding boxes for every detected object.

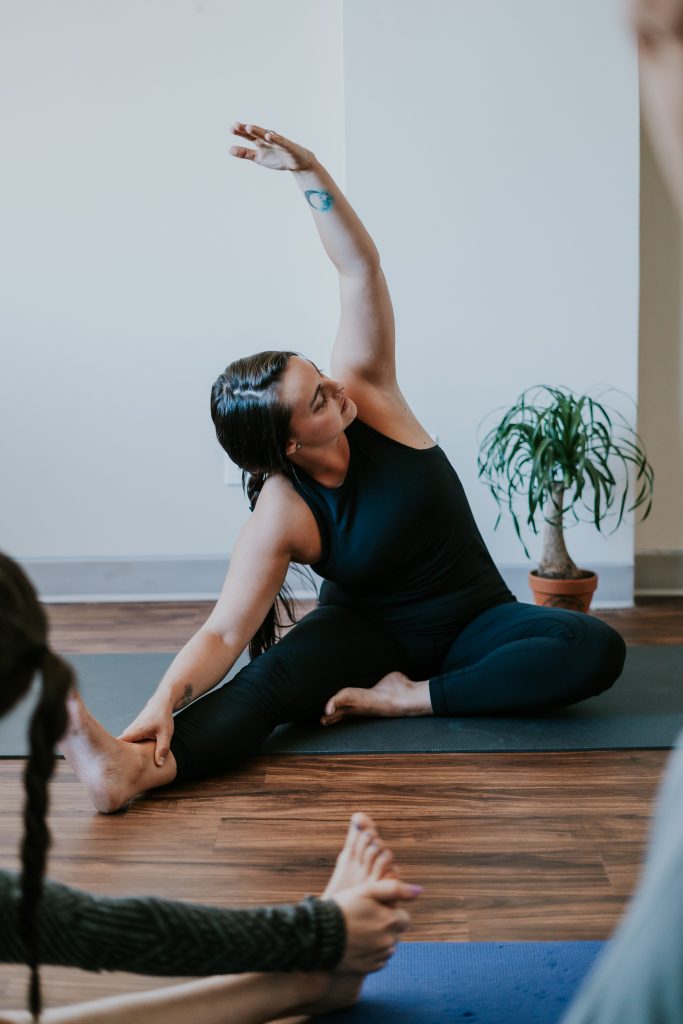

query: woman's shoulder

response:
[345,376,436,450]
[256,474,324,564]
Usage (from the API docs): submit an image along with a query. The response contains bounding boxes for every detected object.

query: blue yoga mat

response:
[319,941,605,1024]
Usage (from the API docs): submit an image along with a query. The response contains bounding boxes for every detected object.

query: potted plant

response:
[476,385,654,612]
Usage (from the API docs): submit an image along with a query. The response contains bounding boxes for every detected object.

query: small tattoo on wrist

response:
[175,684,193,711]
[305,189,334,212]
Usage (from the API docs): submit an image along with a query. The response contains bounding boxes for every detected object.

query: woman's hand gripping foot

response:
[60,689,177,814]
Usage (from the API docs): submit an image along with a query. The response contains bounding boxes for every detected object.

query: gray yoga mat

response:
[1,645,682,758]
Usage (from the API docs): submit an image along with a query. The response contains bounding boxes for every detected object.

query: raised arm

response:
[230,122,397,388]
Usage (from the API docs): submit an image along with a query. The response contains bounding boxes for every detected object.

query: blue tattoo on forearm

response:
[305,189,335,212]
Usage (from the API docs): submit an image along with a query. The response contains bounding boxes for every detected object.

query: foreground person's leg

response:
[0,970,353,1024]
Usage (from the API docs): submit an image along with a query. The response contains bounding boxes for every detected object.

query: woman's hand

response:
[331,878,419,973]
[118,697,175,768]
[229,121,315,172]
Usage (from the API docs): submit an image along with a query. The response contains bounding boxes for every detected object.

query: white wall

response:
[1,1,642,595]
[344,0,640,571]
[0,0,345,557]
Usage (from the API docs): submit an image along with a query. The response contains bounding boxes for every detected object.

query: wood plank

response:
[43,597,683,652]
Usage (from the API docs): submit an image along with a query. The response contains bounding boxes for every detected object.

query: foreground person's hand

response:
[118,698,175,767]
[332,878,421,973]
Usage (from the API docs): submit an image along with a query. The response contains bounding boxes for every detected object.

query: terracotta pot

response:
[528,569,598,613]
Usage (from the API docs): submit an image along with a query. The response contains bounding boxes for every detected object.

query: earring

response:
[295,442,302,451]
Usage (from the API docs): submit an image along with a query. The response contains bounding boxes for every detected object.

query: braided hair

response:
[0,552,74,1020]
[210,350,311,657]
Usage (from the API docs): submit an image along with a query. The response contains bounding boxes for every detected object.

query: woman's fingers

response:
[261,128,292,148]
[231,121,258,140]
[232,122,270,143]
[232,121,288,147]
[229,120,312,171]
[229,122,278,162]
[392,908,411,933]
[155,731,171,767]
[229,145,258,161]
[117,725,147,742]
[245,123,277,143]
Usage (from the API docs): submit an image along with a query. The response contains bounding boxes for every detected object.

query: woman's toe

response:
[372,848,395,880]
[351,811,375,833]
[363,834,384,867]
[355,828,374,860]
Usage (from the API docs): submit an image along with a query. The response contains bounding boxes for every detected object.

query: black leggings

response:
[170,599,626,782]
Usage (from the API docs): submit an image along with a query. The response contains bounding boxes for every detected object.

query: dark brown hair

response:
[210,350,311,656]
[0,552,75,1020]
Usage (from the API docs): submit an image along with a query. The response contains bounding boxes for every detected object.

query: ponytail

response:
[19,648,73,1020]
[245,468,310,659]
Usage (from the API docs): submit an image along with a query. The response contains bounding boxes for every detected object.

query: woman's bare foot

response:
[61,690,176,814]
[321,671,433,727]
[323,812,396,898]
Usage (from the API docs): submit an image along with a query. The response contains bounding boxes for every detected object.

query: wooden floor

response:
[0,598,680,1010]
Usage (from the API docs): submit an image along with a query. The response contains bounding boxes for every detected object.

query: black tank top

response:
[290,417,516,638]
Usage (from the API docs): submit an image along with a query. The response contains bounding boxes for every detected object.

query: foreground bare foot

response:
[323,812,397,898]
[271,815,420,1021]
[321,671,432,726]
[61,690,176,813]
[297,971,365,1016]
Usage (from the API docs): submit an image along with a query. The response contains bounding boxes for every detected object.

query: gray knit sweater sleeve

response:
[0,871,345,975]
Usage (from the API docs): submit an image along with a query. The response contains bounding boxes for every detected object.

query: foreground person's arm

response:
[0,871,343,975]
[1,870,417,977]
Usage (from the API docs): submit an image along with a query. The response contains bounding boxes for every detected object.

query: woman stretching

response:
[61,122,627,811]
[0,552,419,1024]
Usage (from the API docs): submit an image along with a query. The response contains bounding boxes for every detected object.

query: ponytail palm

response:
[476,385,654,578]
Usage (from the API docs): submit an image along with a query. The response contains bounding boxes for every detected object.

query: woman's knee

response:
[584,618,627,696]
